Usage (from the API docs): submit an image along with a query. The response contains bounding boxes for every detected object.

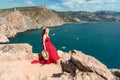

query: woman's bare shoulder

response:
[43,34,47,38]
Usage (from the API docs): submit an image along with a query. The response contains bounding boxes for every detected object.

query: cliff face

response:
[0,6,120,42]
[0,44,119,80]
[0,11,38,38]
[58,50,115,80]
[0,6,64,41]
[5,11,38,31]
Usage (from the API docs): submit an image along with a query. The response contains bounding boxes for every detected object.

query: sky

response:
[0,0,120,12]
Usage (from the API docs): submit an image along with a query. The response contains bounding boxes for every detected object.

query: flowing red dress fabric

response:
[31,36,60,64]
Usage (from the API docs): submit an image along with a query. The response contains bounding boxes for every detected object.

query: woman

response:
[31,28,60,64]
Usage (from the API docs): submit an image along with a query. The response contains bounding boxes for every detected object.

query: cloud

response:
[0,0,120,12]
[47,0,120,12]
[48,3,64,11]
[62,0,117,9]
[7,0,118,12]
[26,0,36,6]
[27,1,33,5]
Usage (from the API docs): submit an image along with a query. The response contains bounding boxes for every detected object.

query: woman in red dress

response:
[31,28,60,64]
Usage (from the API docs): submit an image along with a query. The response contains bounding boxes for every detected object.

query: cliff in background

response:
[1,6,120,42]
[0,6,64,28]
[0,6,64,41]
[57,11,120,23]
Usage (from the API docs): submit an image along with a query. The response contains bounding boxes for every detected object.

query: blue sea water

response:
[9,23,120,68]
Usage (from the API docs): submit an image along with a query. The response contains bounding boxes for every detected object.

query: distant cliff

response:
[57,11,120,22]
[0,6,64,40]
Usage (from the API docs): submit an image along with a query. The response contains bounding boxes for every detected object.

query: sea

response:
[9,23,120,68]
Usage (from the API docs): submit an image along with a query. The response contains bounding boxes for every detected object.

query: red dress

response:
[31,36,60,64]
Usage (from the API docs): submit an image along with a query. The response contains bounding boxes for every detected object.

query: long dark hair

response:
[42,28,46,40]
[41,28,47,46]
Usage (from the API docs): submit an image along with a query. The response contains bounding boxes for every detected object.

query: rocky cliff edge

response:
[0,44,119,80]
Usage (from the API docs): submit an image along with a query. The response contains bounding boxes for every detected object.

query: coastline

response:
[1,5,120,43]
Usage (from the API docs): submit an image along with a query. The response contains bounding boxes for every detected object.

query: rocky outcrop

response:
[0,43,33,60]
[0,44,118,80]
[0,33,9,43]
[0,43,62,80]
[59,50,115,80]
[0,60,62,80]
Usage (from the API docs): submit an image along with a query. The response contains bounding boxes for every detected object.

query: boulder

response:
[59,50,76,74]
[0,43,33,60]
[61,59,76,74]
[60,50,115,80]
[71,50,114,80]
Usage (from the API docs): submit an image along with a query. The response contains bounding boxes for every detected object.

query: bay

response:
[9,23,120,68]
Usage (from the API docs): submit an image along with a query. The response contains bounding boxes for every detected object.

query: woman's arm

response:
[43,35,46,50]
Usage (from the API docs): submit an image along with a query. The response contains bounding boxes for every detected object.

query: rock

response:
[74,72,104,80]
[0,6,65,38]
[0,46,117,80]
[59,73,73,80]
[60,59,76,74]
[0,33,9,43]
[110,69,120,80]
[60,50,115,80]
[0,43,62,80]
[4,11,38,37]
[0,60,62,80]
[0,19,17,37]
[48,72,73,80]
[60,51,72,61]
[0,43,33,60]
[59,50,78,74]
[71,50,114,80]
[32,53,40,60]
[57,50,64,58]
[26,6,65,27]
[58,50,77,74]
